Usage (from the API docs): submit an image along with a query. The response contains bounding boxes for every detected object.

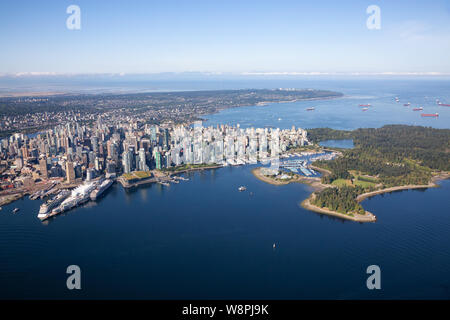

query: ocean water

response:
[202,78,450,130]
[0,78,449,299]
[319,139,354,149]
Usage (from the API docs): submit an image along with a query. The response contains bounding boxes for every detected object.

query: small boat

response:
[12,208,20,214]
[395,97,399,102]
[413,107,423,111]
[238,186,246,192]
[404,102,411,106]
[306,107,315,111]
[362,107,369,111]
[273,243,276,249]
[359,104,371,107]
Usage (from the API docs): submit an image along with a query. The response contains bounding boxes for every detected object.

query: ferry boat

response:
[38,190,70,219]
[238,186,246,192]
[421,113,439,117]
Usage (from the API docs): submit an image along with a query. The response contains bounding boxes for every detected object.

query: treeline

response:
[310,125,450,172]
[312,186,365,215]
[307,128,352,143]
[308,125,450,213]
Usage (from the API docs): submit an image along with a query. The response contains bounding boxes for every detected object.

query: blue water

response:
[1,168,449,299]
[319,139,354,149]
[203,78,450,130]
[1,78,450,299]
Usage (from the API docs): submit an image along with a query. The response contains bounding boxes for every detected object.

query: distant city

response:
[0,89,329,220]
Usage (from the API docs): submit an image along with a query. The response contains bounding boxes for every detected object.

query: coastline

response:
[0,193,24,207]
[356,172,450,202]
[118,164,223,189]
[251,167,375,222]
[251,167,326,190]
[252,165,450,223]
[301,193,376,222]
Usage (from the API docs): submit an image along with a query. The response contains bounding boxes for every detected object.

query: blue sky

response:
[1,0,450,74]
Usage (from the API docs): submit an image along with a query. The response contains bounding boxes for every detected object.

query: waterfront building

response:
[66,161,76,183]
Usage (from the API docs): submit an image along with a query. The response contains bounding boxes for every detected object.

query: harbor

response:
[37,177,115,221]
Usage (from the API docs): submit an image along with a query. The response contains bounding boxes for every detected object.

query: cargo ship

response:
[306,107,315,111]
[90,179,113,201]
[38,190,70,220]
[421,113,439,117]
[438,102,450,106]
[359,104,371,107]
[413,107,423,111]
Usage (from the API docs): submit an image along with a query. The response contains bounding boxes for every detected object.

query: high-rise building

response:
[155,151,162,170]
[66,161,76,183]
[39,158,48,179]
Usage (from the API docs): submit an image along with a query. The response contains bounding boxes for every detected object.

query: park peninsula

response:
[252,125,450,223]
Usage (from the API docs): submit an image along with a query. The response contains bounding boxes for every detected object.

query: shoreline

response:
[251,167,325,190]
[0,193,24,207]
[356,172,450,202]
[118,165,223,189]
[301,193,376,223]
[251,167,375,222]
[252,165,450,223]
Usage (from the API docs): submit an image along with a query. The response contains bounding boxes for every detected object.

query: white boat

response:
[38,190,70,219]
[238,186,246,192]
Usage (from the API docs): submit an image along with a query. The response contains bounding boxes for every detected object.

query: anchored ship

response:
[38,190,70,220]
[421,113,439,117]
[90,179,113,201]
[42,181,98,220]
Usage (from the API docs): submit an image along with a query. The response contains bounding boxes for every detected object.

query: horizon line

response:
[1,71,450,78]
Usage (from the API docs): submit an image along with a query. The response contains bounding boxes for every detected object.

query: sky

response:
[1,0,450,75]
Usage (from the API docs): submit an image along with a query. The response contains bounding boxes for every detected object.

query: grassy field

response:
[331,179,352,187]
[353,178,376,188]
[122,171,152,181]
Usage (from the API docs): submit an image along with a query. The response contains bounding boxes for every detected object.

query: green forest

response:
[312,186,365,216]
[308,125,450,215]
